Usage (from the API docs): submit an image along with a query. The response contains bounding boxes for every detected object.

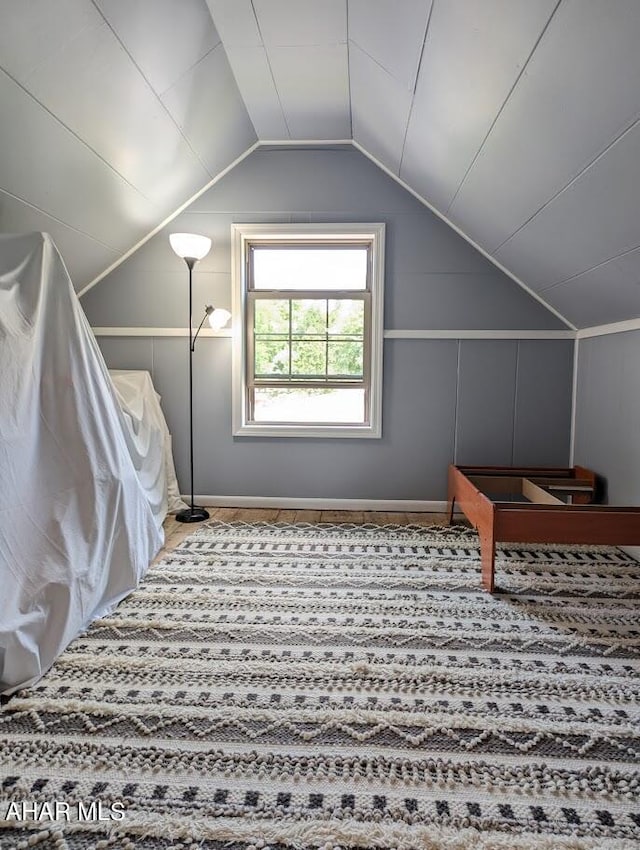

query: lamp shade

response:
[169,233,212,261]
[208,307,231,331]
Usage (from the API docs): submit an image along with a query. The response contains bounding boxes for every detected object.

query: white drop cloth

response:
[0,233,163,695]
[109,369,186,521]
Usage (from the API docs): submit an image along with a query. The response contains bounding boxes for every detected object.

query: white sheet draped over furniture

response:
[0,233,163,695]
[109,369,185,521]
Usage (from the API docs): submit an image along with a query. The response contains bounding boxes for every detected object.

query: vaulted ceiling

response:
[1,0,639,329]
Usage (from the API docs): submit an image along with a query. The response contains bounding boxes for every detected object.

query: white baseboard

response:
[180,500,638,555]
[187,495,452,513]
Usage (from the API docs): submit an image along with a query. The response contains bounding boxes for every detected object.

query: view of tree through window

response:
[254,299,364,380]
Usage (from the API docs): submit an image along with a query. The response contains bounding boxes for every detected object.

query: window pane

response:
[291,340,326,376]
[254,338,289,376]
[328,341,363,377]
[253,387,365,423]
[328,299,364,335]
[254,299,290,334]
[252,247,367,290]
[291,299,327,334]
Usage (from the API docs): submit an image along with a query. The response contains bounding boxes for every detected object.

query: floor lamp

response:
[169,232,231,523]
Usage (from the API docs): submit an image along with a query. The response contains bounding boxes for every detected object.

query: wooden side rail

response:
[448,464,497,591]
[447,464,640,592]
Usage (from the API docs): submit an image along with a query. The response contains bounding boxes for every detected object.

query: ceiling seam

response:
[0,187,120,252]
[89,0,219,179]
[155,40,222,99]
[492,111,640,256]
[0,65,153,204]
[539,239,640,292]
[346,0,353,139]
[397,0,435,176]
[348,40,410,85]
[249,0,291,139]
[156,42,235,176]
[444,0,563,216]
[352,139,576,330]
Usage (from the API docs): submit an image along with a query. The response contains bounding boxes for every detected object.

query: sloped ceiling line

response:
[492,112,640,262]
[75,128,573,331]
[0,185,116,251]
[248,0,292,138]
[77,140,260,297]
[444,0,563,216]
[544,239,640,292]
[90,0,225,181]
[352,140,575,330]
[397,0,434,176]
[0,64,148,212]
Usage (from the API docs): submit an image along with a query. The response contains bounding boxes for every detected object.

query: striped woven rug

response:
[1,521,639,850]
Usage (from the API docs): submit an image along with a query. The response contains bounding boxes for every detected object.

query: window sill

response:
[233,423,382,439]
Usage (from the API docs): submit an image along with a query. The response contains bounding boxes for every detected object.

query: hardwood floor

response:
[155,507,450,564]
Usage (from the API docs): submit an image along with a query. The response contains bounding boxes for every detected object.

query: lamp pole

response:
[169,232,228,523]
[176,255,209,523]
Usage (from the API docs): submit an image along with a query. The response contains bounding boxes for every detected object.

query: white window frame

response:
[232,223,385,438]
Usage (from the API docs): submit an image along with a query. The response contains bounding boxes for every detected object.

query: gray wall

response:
[574,330,640,504]
[82,148,573,502]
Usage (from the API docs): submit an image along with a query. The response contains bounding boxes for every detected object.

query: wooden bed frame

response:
[447,464,640,592]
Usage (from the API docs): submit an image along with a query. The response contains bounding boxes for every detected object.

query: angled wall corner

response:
[83,145,574,502]
[574,329,640,506]
[82,145,569,331]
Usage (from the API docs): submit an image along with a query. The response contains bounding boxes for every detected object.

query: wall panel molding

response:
[93,326,573,339]
[384,329,573,340]
[576,317,640,339]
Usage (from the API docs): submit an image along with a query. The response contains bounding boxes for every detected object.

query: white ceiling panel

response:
[224,45,289,138]
[253,0,346,46]
[495,121,640,293]
[449,0,640,253]
[348,0,432,91]
[93,0,221,96]
[205,0,262,47]
[0,68,157,250]
[400,0,557,211]
[0,0,100,82]
[22,21,211,208]
[350,43,412,173]
[267,45,350,139]
[161,44,257,176]
[551,282,640,328]
[543,249,640,327]
[2,1,640,325]
[0,190,119,289]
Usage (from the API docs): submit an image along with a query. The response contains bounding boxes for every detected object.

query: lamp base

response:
[176,506,210,523]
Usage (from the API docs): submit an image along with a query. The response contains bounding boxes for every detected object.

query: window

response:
[232,223,385,437]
